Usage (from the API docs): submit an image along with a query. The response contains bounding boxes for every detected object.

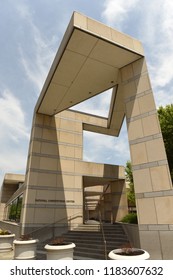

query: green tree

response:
[158,104,173,182]
[125,161,135,206]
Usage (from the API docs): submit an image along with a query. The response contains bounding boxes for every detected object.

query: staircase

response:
[37,223,130,260]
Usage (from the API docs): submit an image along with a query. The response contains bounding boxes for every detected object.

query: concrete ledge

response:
[119,222,140,248]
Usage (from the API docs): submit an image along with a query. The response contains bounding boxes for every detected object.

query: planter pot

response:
[13,239,38,260]
[0,234,15,252]
[44,243,76,260]
[108,248,150,260]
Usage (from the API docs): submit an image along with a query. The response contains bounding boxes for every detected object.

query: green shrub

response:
[120,213,138,224]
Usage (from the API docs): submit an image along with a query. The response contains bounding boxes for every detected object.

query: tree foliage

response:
[125,104,173,207]
[158,104,173,182]
[125,161,135,206]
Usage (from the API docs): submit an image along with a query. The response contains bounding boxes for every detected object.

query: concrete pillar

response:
[110,180,128,223]
[21,111,83,234]
[103,192,112,222]
[121,57,173,259]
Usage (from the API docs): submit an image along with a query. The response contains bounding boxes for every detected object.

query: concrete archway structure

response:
[1,12,173,259]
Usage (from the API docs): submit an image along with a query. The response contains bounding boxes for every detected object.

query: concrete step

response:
[38,223,130,260]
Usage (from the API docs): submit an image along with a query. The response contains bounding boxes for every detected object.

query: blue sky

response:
[0,0,173,186]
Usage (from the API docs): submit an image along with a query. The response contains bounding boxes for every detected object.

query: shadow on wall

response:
[20,113,68,239]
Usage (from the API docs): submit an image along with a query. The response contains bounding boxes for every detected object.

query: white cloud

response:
[102,0,140,28]
[102,0,173,108]
[17,3,57,93]
[0,90,30,141]
[0,90,29,185]
[141,1,173,108]
[83,122,130,166]
[71,89,112,117]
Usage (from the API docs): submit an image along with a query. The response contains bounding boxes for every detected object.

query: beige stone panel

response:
[39,157,58,171]
[49,116,57,128]
[142,114,161,137]
[74,12,87,29]
[43,115,54,126]
[133,168,152,193]
[125,99,140,119]
[138,93,156,115]
[74,192,82,204]
[61,175,75,188]
[75,122,82,133]
[111,29,134,50]
[67,30,98,57]
[136,198,157,224]
[75,147,82,159]
[37,173,57,187]
[60,110,76,120]
[26,190,37,204]
[56,130,60,141]
[36,190,56,201]
[74,161,87,175]
[118,166,126,178]
[60,159,75,173]
[132,39,144,54]
[146,138,167,162]
[74,111,93,123]
[27,172,38,186]
[150,165,172,191]
[59,131,75,144]
[130,142,148,165]
[42,128,57,141]
[135,74,151,94]
[74,176,83,188]
[87,18,111,39]
[75,161,104,176]
[111,192,127,208]
[55,190,67,201]
[29,156,40,169]
[59,145,75,158]
[66,208,83,224]
[160,231,173,259]
[60,118,76,131]
[139,231,162,259]
[64,190,74,200]
[34,208,55,223]
[41,142,59,156]
[75,111,107,127]
[54,208,68,222]
[33,127,42,138]
[75,134,82,145]
[127,119,144,141]
[132,58,147,76]
[23,208,35,224]
[155,196,173,224]
[121,64,133,81]
[54,116,61,128]
[114,208,128,222]
[32,140,41,153]
[34,114,44,125]
[53,51,86,88]
[123,80,137,100]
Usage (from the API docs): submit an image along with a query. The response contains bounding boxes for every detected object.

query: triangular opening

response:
[70,89,113,118]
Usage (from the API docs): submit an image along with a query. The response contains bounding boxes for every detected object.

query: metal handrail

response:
[98,208,107,260]
[27,212,82,239]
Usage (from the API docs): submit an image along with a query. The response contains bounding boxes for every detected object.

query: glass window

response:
[7,194,23,222]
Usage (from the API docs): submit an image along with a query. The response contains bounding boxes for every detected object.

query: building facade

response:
[1,12,173,259]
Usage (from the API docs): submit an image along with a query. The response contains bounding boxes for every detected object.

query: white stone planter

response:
[44,243,76,260]
[108,248,150,260]
[13,239,38,260]
[0,234,15,252]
